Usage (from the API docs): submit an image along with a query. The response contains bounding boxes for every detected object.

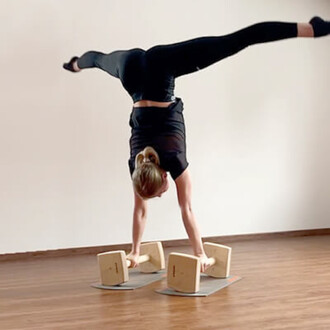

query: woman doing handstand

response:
[63,17,329,270]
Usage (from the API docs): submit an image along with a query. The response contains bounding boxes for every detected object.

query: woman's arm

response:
[175,169,212,271]
[175,169,205,256]
[127,191,148,267]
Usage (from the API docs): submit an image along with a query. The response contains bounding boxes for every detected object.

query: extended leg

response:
[63,51,104,72]
[63,50,123,78]
[146,19,327,78]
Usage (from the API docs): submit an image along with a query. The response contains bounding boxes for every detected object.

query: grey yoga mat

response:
[156,274,242,297]
[91,269,166,290]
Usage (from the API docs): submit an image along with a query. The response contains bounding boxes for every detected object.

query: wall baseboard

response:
[1,228,329,262]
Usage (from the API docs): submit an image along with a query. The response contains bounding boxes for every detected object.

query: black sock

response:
[309,16,330,37]
[63,56,79,72]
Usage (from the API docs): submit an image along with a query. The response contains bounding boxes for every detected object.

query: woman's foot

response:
[309,16,330,37]
[63,56,80,72]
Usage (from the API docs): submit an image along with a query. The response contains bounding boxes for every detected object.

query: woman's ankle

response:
[73,59,81,72]
[297,23,314,38]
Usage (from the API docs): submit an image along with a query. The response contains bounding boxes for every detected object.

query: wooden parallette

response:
[167,242,232,293]
[97,241,165,286]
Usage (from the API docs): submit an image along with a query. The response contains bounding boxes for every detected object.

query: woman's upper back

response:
[128,98,188,180]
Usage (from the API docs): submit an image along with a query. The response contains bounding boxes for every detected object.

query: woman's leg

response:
[147,19,327,78]
[63,51,104,72]
[76,51,105,70]
[63,50,123,78]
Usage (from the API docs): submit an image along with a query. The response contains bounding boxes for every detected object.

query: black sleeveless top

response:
[128,98,188,180]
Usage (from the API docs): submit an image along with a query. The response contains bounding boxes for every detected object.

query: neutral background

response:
[1,0,329,254]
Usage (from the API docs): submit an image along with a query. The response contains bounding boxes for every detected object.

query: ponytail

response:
[132,147,163,199]
[135,146,160,168]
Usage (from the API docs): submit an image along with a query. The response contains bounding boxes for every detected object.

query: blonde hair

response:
[132,147,163,199]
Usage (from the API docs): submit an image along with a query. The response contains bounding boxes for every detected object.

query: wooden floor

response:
[1,235,330,330]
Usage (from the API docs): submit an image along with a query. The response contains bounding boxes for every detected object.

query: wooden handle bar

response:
[126,254,150,268]
[207,257,216,267]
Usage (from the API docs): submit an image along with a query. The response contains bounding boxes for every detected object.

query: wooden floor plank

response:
[0,236,329,330]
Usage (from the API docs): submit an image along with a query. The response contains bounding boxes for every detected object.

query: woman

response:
[63,17,329,271]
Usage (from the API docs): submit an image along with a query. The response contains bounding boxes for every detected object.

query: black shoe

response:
[309,16,330,37]
[63,56,79,72]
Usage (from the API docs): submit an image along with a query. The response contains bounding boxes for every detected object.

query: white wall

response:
[1,0,329,254]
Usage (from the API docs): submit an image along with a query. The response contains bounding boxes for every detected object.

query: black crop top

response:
[128,98,188,180]
[106,48,176,103]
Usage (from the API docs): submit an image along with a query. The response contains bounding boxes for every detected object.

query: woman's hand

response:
[196,254,212,272]
[126,251,140,268]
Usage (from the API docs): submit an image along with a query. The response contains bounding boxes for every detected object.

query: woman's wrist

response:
[192,243,205,257]
[195,251,206,258]
[131,243,141,254]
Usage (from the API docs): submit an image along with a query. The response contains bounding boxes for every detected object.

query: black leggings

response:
[77,21,297,78]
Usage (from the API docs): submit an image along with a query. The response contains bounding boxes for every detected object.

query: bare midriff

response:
[133,100,174,108]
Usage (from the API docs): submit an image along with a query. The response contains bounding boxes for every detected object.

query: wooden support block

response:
[167,253,200,293]
[204,242,231,278]
[97,250,129,286]
[139,241,165,273]
[166,243,232,294]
